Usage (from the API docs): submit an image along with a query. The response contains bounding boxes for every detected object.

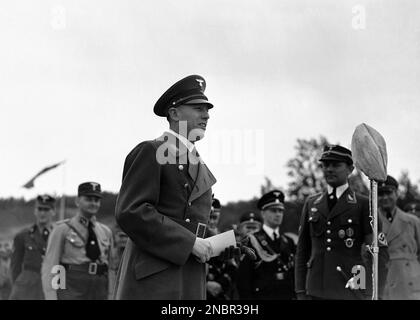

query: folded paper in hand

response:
[207,230,237,257]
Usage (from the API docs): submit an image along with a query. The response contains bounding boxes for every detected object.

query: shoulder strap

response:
[65,221,87,244]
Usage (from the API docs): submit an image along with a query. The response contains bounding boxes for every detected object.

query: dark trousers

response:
[57,270,108,300]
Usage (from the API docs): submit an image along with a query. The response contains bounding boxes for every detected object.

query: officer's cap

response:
[319,144,353,165]
[36,194,56,209]
[240,211,263,224]
[378,175,399,193]
[78,182,103,198]
[257,190,285,211]
[153,75,213,117]
[212,197,221,210]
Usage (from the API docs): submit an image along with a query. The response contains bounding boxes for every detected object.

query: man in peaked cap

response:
[236,190,296,300]
[295,144,389,300]
[42,182,116,300]
[114,75,226,300]
[238,211,263,236]
[9,195,56,299]
[378,175,420,299]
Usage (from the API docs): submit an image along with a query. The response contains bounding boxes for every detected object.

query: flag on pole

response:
[22,160,66,189]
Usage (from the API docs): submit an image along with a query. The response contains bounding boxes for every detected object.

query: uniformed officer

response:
[236,190,296,300]
[237,211,263,236]
[41,182,116,300]
[295,145,389,300]
[206,197,239,300]
[113,75,218,300]
[9,195,55,300]
[378,176,420,300]
[404,201,420,219]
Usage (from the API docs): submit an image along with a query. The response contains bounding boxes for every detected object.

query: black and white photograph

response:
[1,0,420,309]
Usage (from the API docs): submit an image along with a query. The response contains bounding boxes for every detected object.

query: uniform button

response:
[409,282,413,286]
[188,202,192,206]
[326,230,331,234]
[184,183,189,188]
[326,247,331,251]
[348,219,353,223]
[255,288,260,292]
[406,262,410,267]
[327,221,331,225]
[327,238,332,243]
[185,218,191,223]
[178,165,184,170]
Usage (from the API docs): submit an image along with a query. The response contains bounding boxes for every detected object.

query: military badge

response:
[311,207,318,212]
[378,232,388,246]
[345,238,354,248]
[276,272,285,280]
[346,227,354,237]
[338,229,346,239]
[261,240,268,246]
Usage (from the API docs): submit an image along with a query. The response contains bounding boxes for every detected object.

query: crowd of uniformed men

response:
[2,74,420,300]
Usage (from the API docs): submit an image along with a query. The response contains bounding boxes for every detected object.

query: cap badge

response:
[90,182,99,191]
[273,192,281,197]
[196,79,204,88]
[346,227,354,237]
[338,229,346,239]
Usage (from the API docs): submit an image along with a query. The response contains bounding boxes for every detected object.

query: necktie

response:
[86,221,101,261]
[42,228,50,243]
[188,147,200,181]
[386,211,393,223]
[328,188,337,211]
[273,231,278,241]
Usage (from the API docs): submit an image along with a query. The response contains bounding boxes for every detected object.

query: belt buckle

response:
[88,262,98,275]
[196,223,207,239]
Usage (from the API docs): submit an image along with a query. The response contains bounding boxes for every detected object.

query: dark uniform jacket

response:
[236,229,296,300]
[9,224,49,300]
[113,132,216,300]
[295,188,388,300]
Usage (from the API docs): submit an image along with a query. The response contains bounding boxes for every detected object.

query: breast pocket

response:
[66,232,85,255]
[308,211,324,237]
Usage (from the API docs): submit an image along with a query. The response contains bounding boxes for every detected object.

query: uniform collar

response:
[262,224,280,240]
[167,129,195,153]
[327,183,349,199]
[78,214,96,227]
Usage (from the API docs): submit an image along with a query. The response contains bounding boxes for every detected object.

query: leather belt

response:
[61,262,108,275]
[169,217,207,238]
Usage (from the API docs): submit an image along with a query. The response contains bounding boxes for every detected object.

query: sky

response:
[1,0,420,204]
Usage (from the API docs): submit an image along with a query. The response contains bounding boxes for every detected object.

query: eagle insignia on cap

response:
[273,192,281,197]
[40,195,49,202]
[196,79,204,88]
[90,182,99,191]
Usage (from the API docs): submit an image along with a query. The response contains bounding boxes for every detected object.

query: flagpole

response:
[59,161,66,220]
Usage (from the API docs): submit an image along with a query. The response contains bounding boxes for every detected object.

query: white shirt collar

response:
[327,183,349,199]
[167,129,195,153]
[262,224,280,240]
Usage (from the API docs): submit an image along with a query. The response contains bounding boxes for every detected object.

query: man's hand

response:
[192,237,213,263]
[206,281,223,297]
